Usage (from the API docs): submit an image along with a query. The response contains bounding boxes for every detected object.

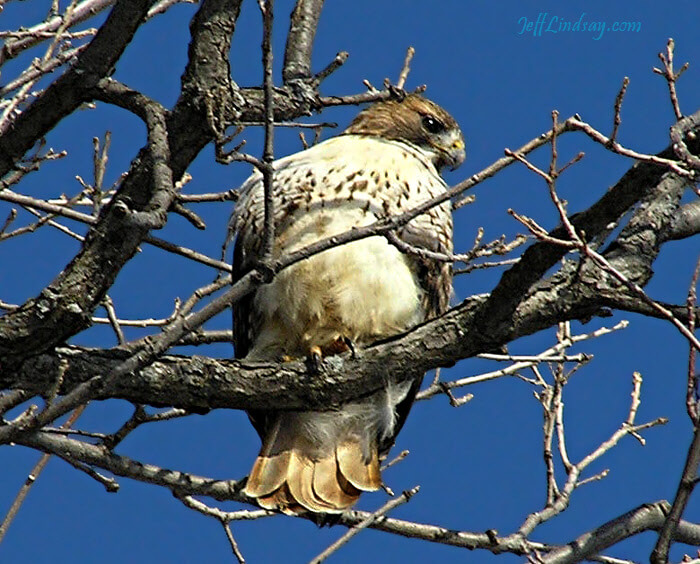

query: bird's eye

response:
[422,115,444,134]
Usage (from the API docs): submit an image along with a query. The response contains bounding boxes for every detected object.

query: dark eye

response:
[422,115,445,134]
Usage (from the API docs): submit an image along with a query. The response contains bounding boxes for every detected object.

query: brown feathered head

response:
[344,93,465,171]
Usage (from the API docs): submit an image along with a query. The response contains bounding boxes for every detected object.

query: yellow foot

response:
[307,337,356,373]
[308,345,323,373]
[322,335,355,357]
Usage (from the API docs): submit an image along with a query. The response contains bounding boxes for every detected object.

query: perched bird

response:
[230,94,465,514]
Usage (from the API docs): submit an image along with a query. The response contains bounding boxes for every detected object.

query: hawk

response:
[230,94,465,514]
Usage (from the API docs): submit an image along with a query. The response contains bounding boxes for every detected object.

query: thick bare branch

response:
[544,501,700,564]
[258,0,276,260]
[16,429,241,499]
[0,0,239,359]
[472,110,700,354]
[92,78,174,230]
[283,0,324,83]
[669,200,700,241]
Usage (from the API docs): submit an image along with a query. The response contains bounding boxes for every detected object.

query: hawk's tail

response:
[243,412,382,514]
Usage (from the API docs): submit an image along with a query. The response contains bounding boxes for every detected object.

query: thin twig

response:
[146,0,198,18]
[0,209,17,235]
[417,321,625,401]
[313,51,349,84]
[178,189,239,203]
[234,120,337,129]
[102,296,125,344]
[0,188,232,271]
[385,230,526,267]
[176,495,261,563]
[581,246,700,352]
[0,45,88,97]
[102,405,188,450]
[59,455,120,492]
[652,38,689,121]
[381,450,409,472]
[309,487,419,564]
[0,0,114,66]
[568,116,692,177]
[24,207,85,241]
[0,0,81,134]
[516,372,667,538]
[610,77,630,144]
[222,521,246,564]
[540,384,558,505]
[510,149,700,353]
[0,404,89,543]
[396,46,415,89]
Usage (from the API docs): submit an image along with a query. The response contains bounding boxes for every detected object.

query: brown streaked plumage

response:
[344,95,463,171]
[230,94,465,514]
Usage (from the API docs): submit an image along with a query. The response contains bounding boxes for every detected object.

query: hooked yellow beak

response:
[446,137,466,170]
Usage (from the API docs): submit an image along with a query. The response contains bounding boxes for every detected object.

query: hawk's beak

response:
[446,138,466,170]
[429,131,466,172]
[434,130,466,171]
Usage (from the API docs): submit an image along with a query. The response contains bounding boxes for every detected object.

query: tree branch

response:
[651,425,700,563]
[11,429,700,559]
[544,501,700,564]
[472,111,700,353]
[0,0,238,359]
[0,0,115,66]
[283,0,324,83]
[0,0,155,176]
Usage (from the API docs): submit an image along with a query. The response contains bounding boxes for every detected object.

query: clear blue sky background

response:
[1,1,699,562]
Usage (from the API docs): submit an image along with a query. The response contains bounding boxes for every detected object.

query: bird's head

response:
[344,93,466,171]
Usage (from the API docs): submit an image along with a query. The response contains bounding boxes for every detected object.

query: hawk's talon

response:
[308,345,323,373]
[342,336,356,358]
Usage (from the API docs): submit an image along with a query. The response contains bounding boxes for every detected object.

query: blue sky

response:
[1,1,699,562]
